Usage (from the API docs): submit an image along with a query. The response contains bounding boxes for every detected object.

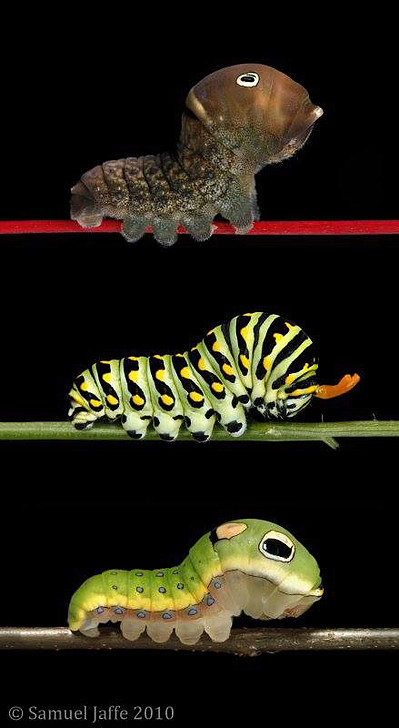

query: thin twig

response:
[1,627,398,655]
[1,220,399,236]
[1,421,399,448]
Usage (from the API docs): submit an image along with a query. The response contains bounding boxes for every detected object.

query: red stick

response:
[0,220,398,236]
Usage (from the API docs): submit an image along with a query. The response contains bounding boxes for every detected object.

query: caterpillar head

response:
[266,366,319,419]
[255,354,319,420]
[213,519,323,618]
[185,63,323,171]
[265,392,314,419]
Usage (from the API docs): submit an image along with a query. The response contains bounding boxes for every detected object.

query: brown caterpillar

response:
[71,64,323,246]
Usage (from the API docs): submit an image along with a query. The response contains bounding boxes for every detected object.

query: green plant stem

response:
[1,421,399,448]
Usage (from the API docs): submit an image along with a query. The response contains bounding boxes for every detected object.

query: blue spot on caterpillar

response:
[68,518,323,644]
[68,311,359,442]
[70,64,323,247]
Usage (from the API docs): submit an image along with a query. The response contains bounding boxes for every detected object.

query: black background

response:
[1,9,398,726]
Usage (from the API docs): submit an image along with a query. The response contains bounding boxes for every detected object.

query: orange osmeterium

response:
[314,373,360,400]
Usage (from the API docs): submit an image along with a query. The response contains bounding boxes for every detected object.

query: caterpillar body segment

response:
[68,312,359,441]
[68,519,323,644]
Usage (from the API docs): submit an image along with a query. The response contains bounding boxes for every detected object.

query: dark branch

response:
[1,627,399,656]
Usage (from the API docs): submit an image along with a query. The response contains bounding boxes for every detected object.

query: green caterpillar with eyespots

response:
[68,311,359,441]
[68,518,323,644]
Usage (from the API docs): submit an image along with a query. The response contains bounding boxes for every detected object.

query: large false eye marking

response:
[216,522,247,540]
[259,530,295,562]
[236,72,260,87]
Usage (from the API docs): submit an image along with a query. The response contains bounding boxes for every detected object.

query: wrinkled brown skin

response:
[71,64,323,246]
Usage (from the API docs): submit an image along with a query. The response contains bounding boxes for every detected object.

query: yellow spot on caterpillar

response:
[240,354,249,369]
[274,333,284,343]
[244,312,254,316]
[216,522,248,539]
[161,394,174,406]
[290,386,317,396]
[263,356,271,370]
[190,392,203,402]
[180,367,190,378]
[285,322,294,330]
[222,363,234,376]
[89,398,102,408]
[133,394,144,406]
[175,353,184,358]
[212,340,221,352]
[80,382,88,391]
[107,395,118,405]
[69,391,85,406]
[128,370,138,382]
[102,373,112,384]
[155,369,165,381]
[154,354,162,359]
[240,326,248,341]
[198,358,206,371]
[206,329,215,336]
[212,382,224,393]
[100,360,111,364]
[285,373,296,385]
[128,356,139,361]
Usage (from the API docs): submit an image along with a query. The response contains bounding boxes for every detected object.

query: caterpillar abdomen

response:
[69,569,239,645]
[68,312,322,442]
[68,519,323,644]
[70,150,224,246]
[71,64,323,246]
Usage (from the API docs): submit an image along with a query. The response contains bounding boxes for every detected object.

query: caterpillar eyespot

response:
[70,63,323,246]
[68,311,360,442]
[236,72,260,87]
[68,518,323,644]
[259,531,295,562]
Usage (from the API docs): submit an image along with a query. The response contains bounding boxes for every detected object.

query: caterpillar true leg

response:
[68,519,323,644]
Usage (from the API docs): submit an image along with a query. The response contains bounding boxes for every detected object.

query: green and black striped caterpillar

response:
[68,518,323,644]
[68,311,359,442]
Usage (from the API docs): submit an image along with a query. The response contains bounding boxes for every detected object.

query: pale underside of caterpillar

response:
[68,519,323,644]
[70,63,323,246]
[68,312,360,442]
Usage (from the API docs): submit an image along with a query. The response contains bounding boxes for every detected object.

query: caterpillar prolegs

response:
[68,518,323,644]
[68,312,360,442]
[71,64,323,246]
